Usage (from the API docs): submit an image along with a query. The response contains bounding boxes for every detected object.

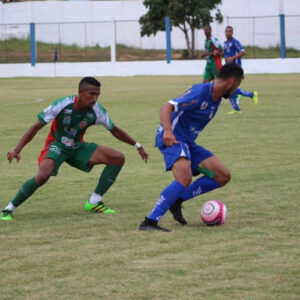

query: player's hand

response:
[7,150,20,163]
[200,51,209,58]
[213,49,219,56]
[137,147,149,163]
[163,130,179,147]
[226,57,234,63]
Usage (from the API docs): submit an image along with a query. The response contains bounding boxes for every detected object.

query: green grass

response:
[0,75,299,299]
[0,38,299,63]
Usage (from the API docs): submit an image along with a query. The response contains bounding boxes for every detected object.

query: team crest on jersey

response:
[79,121,88,129]
[63,109,72,114]
[200,102,208,110]
[63,116,71,125]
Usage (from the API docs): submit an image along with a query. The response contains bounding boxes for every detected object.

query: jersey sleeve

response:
[37,96,74,125]
[234,39,244,53]
[169,86,204,112]
[93,103,115,130]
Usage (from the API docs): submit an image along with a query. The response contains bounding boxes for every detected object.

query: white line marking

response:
[6,98,45,106]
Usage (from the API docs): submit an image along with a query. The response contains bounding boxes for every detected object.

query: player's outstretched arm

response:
[110,126,149,163]
[7,120,45,163]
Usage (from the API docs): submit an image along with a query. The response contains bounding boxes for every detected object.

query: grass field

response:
[0,75,299,299]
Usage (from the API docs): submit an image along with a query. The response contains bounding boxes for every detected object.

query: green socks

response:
[9,165,122,209]
[11,177,40,207]
[94,164,122,196]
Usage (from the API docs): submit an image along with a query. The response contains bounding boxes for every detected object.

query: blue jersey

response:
[223,38,244,66]
[155,82,222,147]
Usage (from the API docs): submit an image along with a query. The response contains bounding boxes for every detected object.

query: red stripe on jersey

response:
[38,118,58,165]
[73,96,79,111]
[212,43,222,71]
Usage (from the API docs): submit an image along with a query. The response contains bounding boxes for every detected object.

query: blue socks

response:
[181,176,220,202]
[148,181,186,222]
[229,94,241,110]
[148,177,221,222]
[229,88,254,111]
[235,88,254,98]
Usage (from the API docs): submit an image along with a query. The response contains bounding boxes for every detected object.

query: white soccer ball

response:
[200,200,227,226]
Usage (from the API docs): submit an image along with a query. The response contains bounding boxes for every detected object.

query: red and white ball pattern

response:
[200,200,227,226]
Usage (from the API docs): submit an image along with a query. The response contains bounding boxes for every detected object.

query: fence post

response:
[111,19,116,63]
[165,16,171,64]
[30,22,36,66]
[279,14,286,58]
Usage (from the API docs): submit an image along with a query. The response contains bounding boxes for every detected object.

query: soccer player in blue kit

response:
[139,63,244,232]
[223,26,258,114]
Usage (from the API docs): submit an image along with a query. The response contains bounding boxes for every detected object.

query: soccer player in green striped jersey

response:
[200,25,223,82]
[1,77,148,221]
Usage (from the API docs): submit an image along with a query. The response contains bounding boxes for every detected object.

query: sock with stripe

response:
[148,181,186,222]
[94,164,122,197]
[181,176,220,202]
[11,177,40,208]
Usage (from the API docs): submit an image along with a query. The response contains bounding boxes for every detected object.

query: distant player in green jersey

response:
[1,77,149,221]
[200,25,223,82]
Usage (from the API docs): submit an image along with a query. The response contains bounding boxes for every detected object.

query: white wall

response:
[0,0,300,49]
[0,58,299,78]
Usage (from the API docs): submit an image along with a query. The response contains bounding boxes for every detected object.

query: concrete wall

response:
[0,58,299,78]
[0,0,300,49]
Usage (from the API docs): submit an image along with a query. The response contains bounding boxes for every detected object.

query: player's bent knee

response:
[114,152,125,166]
[216,169,231,186]
[177,175,192,187]
[35,173,51,186]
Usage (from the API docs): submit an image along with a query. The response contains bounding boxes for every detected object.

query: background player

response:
[200,25,223,82]
[1,77,149,221]
[223,25,258,114]
[139,64,244,232]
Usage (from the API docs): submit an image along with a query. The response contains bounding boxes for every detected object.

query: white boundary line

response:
[6,98,44,106]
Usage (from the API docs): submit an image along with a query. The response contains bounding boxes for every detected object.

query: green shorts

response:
[203,64,219,81]
[45,142,98,176]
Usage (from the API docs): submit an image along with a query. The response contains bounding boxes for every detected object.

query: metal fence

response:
[0,14,299,64]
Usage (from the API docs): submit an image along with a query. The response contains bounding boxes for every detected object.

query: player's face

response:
[79,85,100,108]
[225,27,233,40]
[223,77,242,98]
[204,26,211,38]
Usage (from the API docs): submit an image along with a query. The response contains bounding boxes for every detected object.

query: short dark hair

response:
[218,63,244,80]
[226,25,233,30]
[204,25,211,30]
[79,77,101,90]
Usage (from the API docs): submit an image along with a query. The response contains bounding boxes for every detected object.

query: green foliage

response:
[139,0,223,57]
[140,0,223,36]
[0,75,300,299]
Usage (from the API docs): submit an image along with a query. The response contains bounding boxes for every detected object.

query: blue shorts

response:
[158,142,214,176]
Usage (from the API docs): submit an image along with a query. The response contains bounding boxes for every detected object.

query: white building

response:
[0,0,300,50]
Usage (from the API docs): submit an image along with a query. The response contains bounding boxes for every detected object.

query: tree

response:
[139,0,223,58]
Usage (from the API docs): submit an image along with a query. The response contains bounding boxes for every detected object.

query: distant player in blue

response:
[139,63,244,232]
[223,26,258,114]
